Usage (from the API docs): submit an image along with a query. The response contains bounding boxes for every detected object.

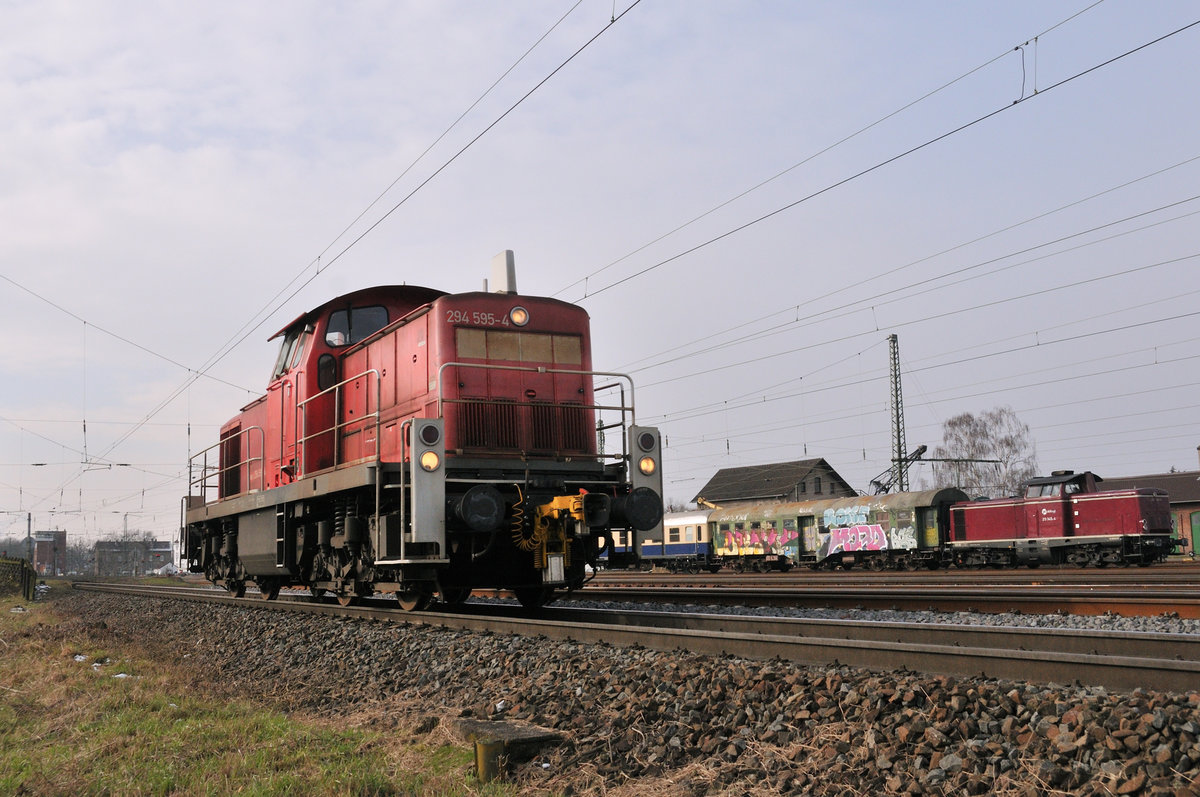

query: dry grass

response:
[0,585,513,796]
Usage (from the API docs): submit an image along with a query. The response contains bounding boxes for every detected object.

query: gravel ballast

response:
[58,590,1200,795]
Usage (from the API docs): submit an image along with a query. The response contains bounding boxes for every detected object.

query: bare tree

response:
[930,406,1038,497]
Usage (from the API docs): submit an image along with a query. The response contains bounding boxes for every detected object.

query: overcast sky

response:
[2,1,1198,543]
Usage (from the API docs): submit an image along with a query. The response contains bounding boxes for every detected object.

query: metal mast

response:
[887,334,908,491]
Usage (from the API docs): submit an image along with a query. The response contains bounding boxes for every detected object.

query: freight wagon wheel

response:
[258,579,281,601]
[308,586,324,602]
[336,593,359,607]
[398,589,432,611]
[226,580,246,598]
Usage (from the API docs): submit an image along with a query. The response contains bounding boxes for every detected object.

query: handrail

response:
[186,425,266,503]
[435,362,637,463]
[296,369,381,476]
[436,362,636,423]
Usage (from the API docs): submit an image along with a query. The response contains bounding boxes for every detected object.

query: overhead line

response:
[553,1,1112,299]
[576,18,1200,303]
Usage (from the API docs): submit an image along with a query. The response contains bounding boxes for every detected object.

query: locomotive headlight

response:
[419,450,441,472]
[509,306,529,326]
[638,455,657,476]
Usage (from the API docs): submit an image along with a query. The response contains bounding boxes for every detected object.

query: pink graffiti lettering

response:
[721,528,799,554]
[828,524,888,553]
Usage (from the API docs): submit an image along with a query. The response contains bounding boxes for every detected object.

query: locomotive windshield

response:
[455,328,581,365]
[270,327,307,380]
[325,305,389,347]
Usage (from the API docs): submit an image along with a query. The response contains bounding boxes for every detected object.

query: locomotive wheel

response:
[440,588,472,606]
[309,586,324,602]
[336,593,359,607]
[398,589,432,611]
[259,579,281,601]
[513,586,554,609]
[226,580,246,598]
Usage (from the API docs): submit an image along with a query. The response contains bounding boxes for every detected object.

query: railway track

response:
[592,561,1200,586]
[567,583,1200,618]
[72,582,1200,692]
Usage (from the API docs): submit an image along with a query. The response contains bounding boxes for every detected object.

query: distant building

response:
[34,531,67,576]
[693,458,857,508]
[94,539,175,577]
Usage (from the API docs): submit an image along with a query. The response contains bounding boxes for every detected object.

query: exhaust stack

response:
[490,250,517,294]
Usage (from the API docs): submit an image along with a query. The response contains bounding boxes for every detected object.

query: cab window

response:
[271,329,303,380]
[326,305,389,347]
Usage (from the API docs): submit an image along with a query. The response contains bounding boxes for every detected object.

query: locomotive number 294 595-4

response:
[445,309,511,326]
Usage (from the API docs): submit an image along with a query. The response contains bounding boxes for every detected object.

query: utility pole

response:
[887,334,909,491]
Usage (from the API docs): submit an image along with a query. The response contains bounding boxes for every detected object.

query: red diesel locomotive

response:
[181,252,664,609]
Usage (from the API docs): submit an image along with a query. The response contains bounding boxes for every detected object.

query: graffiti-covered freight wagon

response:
[706,488,968,571]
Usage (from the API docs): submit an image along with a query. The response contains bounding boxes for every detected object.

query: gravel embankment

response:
[58,591,1200,795]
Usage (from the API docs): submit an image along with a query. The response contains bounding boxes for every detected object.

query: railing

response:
[296,369,381,475]
[436,362,638,464]
[185,361,635,509]
[186,425,266,503]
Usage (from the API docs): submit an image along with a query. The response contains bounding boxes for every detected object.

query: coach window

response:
[326,305,389,347]
[667,526,680,543]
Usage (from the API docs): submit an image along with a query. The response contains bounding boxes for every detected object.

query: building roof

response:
[1098,470,1200,504]
[693,458,847,504]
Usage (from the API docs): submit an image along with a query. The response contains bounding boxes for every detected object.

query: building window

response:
[799,481,806,494]
[815,476,822,494]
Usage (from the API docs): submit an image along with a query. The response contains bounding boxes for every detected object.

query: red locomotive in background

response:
[182,252,664,608]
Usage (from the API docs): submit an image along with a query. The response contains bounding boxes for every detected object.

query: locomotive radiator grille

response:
[459,399,520,449]
[456,400,589,454]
